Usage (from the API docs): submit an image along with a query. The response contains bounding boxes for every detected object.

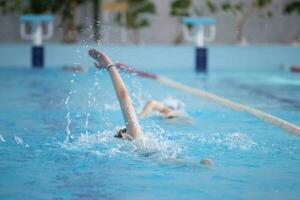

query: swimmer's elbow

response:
[147,100,157,105]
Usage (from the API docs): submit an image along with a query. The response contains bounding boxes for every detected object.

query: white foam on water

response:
[14,135,23,145]
[0,134,5,143]
[60,130,124,157]
[62,131,112,148]
[14,135,29,147]
[130,133,182,160]
[60,126,182,161]
[221,132,257,151]
[190,132,257,151]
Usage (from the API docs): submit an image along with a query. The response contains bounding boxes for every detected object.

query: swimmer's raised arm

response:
[88,49,141,139]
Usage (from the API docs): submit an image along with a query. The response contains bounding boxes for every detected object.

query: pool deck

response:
[0,44,299,71]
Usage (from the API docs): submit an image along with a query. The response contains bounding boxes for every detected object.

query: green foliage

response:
[267,10,272,17]
[50,0,85,22]
[170,0,191,16]
[116,0,156,29]
[219,2,243,13]
[0,0,22,14]
[24,0,51,14]
[206,0,273,14]
[0,0,86,43]
[234,3,243,11]
[221,2,232,11]
[204,0,274,43]
[206,0,217,13]
[0,0,102,42]
[284,1,300,14]
[255,0,272,7]
[0,0,85,19]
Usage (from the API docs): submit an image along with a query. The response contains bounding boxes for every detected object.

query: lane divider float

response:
[115,63,300,137]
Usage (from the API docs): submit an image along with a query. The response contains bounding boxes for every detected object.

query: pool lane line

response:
[116,63,300,137]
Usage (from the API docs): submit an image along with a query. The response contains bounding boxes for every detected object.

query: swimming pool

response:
[0,64,300,199]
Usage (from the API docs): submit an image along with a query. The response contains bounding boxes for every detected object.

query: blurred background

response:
[0,0,299,45]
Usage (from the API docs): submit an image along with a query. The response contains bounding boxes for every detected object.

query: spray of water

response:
[64,73,77,145]
[61,26,185,161]
[14,135,29,148]
[0,134,5,143]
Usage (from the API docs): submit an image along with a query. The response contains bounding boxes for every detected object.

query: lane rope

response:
[115,63,300,137]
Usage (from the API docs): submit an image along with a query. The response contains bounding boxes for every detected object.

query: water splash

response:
[0,134,5,143]
[60,62,182,161]
[64,73,76,144]
[130,78,150,111]
[162,96,186,112]
[65,112,72,143]
[209,132,257,151]
[188,131,257,151]
[60,125,182,161]
[131,133,182,160]
[64,93,72,144]
[84,89,92,135]
[14,135,29,147]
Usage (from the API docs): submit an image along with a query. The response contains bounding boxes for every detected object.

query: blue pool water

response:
[0,66,300,199]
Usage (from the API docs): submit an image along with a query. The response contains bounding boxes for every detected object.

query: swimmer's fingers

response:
[88,49,113,68]
[94,62,105,70]
[88,49,103,62]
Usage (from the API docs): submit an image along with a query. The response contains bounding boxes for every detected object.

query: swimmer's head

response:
[115,128,127,139]
[162,97,185,111]
[200,158,214,168]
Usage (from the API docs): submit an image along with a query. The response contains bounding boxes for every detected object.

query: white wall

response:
[0,0,299,44]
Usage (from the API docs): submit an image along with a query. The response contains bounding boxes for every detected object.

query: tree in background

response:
[116,0,156,44]
[0,0,104,43]
[50,0,85,43]
[0,0,22,14]
[169,0,191,43]
[205,0,273,44]
[284,1,300,14]
[51,0,103,43]
[284,1,300,43]
[24,0,52,14]
[27,0,102,43]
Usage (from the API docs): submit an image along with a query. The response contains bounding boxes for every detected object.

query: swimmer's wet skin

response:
[88,49,213,167]
[88,49,141,139]
[140,100,191,121]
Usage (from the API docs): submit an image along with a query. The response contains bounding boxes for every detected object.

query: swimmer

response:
[140,100,184,118]
[89,49,213,167]
[200,158,214,168]
[88,49,141,140]
[140,100,192,124]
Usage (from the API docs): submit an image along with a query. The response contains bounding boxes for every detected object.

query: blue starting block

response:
[20,15,54,68]
[182,17,216,73]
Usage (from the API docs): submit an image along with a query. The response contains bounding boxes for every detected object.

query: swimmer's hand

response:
[88,49,114,70]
